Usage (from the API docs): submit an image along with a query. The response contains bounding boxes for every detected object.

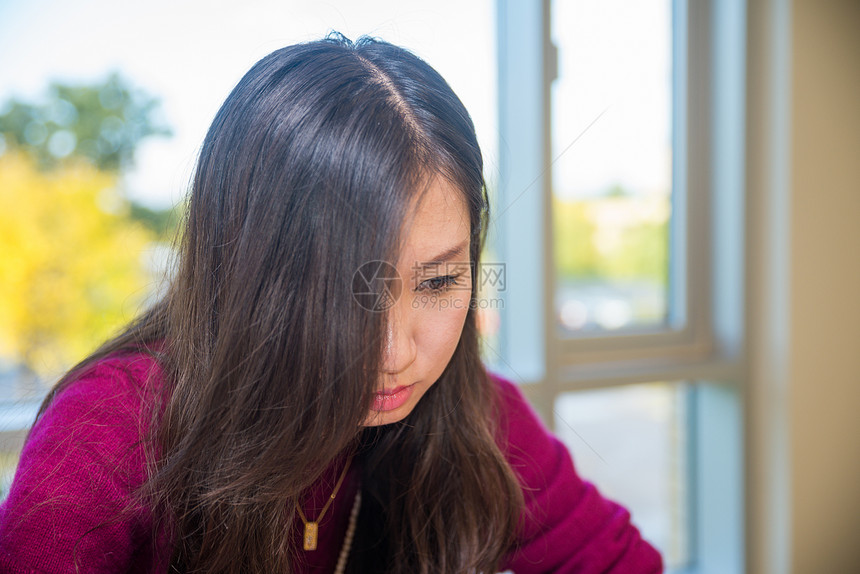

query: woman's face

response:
[362,176,473,427]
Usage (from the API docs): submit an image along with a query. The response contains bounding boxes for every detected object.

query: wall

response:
[748,1,860,572]
[788,0,860,571]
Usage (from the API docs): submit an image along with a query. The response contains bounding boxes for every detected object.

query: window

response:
[551,0,673,336]
[492,1,746,571]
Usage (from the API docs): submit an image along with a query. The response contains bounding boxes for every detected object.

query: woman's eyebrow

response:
[418,239,470,269]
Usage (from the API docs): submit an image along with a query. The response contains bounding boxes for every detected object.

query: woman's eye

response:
[417,275,460,293]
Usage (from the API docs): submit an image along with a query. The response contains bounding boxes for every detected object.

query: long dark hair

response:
[29,33,523,573]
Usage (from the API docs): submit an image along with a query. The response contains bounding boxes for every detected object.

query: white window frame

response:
[492,1,747,572]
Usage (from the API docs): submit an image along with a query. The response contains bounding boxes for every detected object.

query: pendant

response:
[303,522,319,551]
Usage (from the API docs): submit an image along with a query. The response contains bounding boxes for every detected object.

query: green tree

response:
[553,197,600,279]
[0,72,171,172]
[601,220,669,284]
[553,194,669,285]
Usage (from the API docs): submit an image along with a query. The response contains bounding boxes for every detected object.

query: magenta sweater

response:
[0,352,663,573]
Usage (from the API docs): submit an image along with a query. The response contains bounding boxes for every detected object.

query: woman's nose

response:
[381,309,416,375]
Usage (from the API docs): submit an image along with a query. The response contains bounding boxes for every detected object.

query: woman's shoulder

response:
[486,370,664,573]
[486,370,553,445]
[486,370,527,413]
[26,350,165,448]
[0,349,170,571]
[55,348,165,408]
[21,348,165,487]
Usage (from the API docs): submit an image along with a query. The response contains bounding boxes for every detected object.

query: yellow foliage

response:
[0,152,155,376]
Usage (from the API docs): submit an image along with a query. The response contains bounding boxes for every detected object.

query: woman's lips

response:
[371,384,415,412]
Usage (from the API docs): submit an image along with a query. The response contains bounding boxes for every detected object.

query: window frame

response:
[492,1,747,572]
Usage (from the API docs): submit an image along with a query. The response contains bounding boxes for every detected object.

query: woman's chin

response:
[361,403,415,427]
[362,409,411,427]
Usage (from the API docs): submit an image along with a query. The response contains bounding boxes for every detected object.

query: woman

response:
[0,34,662,573]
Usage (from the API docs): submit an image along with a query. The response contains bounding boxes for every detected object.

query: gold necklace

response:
[296,456,353,551]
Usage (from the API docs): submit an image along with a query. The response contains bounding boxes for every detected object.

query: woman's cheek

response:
[413,290,470,371]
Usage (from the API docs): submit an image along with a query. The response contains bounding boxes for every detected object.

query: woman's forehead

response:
[398,177,471,262]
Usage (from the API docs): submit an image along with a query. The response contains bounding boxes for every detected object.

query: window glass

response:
[554,382,689,569]
[551,0,673,334]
